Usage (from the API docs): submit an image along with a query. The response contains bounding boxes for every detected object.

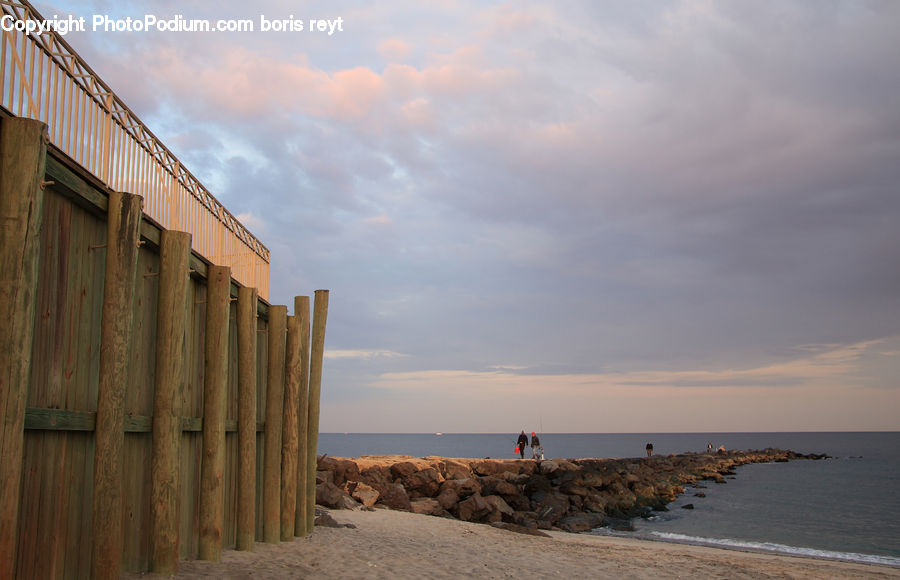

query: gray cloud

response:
[43,0,900,429]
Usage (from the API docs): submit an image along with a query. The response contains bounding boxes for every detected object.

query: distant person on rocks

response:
[530,432,543,459]
[516,431,528,459]
[646,442,653,457]
[708,442,713,453]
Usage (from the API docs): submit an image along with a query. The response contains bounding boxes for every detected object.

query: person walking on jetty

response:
[646,442,653,457]
[516,431,528,459]
[530,432,543,459]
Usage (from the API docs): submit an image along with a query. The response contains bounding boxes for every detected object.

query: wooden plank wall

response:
[2,110,315,576]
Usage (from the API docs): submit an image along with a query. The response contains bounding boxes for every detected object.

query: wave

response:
[649,531,900,568]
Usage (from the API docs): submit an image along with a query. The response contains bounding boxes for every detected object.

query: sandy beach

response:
[129,508,900,579]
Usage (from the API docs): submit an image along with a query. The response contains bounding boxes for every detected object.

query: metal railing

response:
[1,0,270,299]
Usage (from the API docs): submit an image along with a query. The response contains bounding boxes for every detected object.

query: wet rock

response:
[558,514,603,533]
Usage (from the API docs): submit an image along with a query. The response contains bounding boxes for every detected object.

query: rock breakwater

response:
[316,449,825,533]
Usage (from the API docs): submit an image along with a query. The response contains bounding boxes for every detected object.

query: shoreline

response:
[594,526,900,570]
[129,508,900,579]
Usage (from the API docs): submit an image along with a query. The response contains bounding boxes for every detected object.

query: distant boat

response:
[435,432,443,436]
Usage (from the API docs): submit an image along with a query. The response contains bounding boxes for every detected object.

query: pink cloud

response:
[378,39,413,62]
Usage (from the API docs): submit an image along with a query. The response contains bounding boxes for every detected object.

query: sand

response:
[126,508,900,579]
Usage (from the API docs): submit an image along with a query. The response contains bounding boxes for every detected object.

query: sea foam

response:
[649,531,900,568]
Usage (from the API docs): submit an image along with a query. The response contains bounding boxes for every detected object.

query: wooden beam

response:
[280,315,301,539]
[306,290,329,533]
[198,265,231,562]
[294,296,310,536]
[92,190,142,580]
[21,410,255,433]
[149,230,191,574]
[263,305,287,543]
[236,286,258,551]
[0,117,48,578]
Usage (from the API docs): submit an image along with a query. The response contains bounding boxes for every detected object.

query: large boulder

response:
[375,483,411,511]
[457,493,492,522]
[530,491,569,524]
[360,465,393,486]
[390,461,419,480]
[538,460,559,475]
[348,482,380,507]
[410,498,443,516]
[472,460,529,477]
[436,487,460,510]
[316,481,349,509]
[523,474,553,496]
[440,478,482,499]
[583,492,608,514]
[559,480,591,498]
[403,467,444,498]
[441,460,472,480]
[318,457,360,486]
[483,495,515,523]
[479,476,520,498]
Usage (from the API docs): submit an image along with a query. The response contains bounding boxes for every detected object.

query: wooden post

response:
[198,265,230,561]
[0,118,47,578]
[306,290,329,533]
[92,190,142,579]
[263,305,287,543]
[149,230,191,574]
[236,286,258,551]
[280,316,301,539]
[294,296,310,536]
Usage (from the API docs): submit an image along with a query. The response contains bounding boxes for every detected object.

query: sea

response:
[317,431,900,568]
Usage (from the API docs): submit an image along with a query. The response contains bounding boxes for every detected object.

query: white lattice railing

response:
[1,0,270,299]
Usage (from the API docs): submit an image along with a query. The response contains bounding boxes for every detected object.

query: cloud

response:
[325,349,408,360]
[378,39,412,62]
[371,339,887,393]
[48,0,900,432]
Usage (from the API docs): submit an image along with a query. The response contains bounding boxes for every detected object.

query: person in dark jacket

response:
[516,431,528,459]
[530,432,542,459]
[646,442,654,457]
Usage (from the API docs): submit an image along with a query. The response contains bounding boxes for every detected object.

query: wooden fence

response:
[0,114,329,578]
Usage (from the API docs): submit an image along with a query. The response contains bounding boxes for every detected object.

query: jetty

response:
[314,449,827,533]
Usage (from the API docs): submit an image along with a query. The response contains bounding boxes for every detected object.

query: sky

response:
[34,0,900,433]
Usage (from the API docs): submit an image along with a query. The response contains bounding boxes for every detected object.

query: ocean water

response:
[318,431,900,568]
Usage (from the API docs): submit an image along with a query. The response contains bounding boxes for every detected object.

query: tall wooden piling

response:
[306,290,329,533]
[149,231,191,573]
[294,296,311,536]
[281,316,301,539]
[0,118,47,578]
[264,305,287,543]
[236,286,258,551]
[198,265,231,561]
[91,190,143,579]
